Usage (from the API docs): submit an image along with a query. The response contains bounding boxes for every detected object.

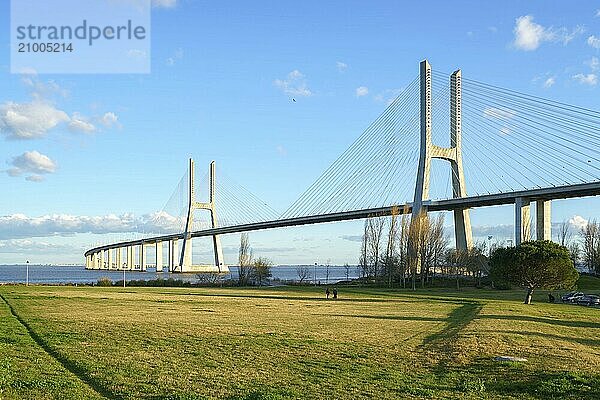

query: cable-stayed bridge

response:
[84,60,600,273]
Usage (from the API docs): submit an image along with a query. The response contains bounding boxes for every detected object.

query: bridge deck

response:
[84,181,600,256]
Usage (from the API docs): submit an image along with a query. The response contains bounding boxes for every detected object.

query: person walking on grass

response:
[325,287,330,299]
[333,288,338,299]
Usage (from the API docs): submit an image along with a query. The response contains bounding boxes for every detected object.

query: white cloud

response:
[21,77,68,99]
[274,70,312,97]
[1,76,118,140]
[7,151,57,181]
[513,15,583,50]
[0,211,186,240]
[0,101,69,140]
[499,127,511,135]
[355,86,369,97]
[543,76,556,88]
[336,61,348,72]
[483,107,516,120]
[596,9,600,17]
[573,73,598,86]
[569,215,588,230]
[587,57,600,71]
[152,0,177,8]
[0,239,79,254]
[25,174,45,183]
[588,35,600,49]
[68,113,96,133]
[100,112,119,128]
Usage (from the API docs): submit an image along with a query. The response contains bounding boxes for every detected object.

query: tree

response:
[581,220,600,274]
[296,265,311,283]
[489,240,578,304]
[366,217,385,279]
[359,220,369,279]
[238,233,253,286]
[251,257,272,286]
[556,220,572,247]
[383,207,399,287]
[343,263,351,283]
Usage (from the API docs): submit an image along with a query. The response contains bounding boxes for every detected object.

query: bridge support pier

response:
[116,248,123,270]
[107,249,113,269]
[536,200,551,241]
[139,244,147,271]
[515,197,531,245]
[156,242,163,272]
[169,240,178,272]
[127,246,134,270]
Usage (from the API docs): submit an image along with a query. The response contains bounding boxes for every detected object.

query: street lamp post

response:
[314,262,317,286]
[487,236,493,257]
[26,260,29,286]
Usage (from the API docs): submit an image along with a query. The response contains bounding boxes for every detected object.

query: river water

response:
[0,264,359,285]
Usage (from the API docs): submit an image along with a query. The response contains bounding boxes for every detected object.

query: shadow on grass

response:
[423,301,483,346]
[477,314,600,329]
[0,294,118,400]
[318,313,444,322]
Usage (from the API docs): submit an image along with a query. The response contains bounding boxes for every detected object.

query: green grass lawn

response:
[0,279,599,399]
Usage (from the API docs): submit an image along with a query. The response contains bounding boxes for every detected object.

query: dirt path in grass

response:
[0,294,117,400]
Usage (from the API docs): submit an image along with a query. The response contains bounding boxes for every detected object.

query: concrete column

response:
[515,197,531,245]
[127,246,134,270]
[536,200,552,241]
[169,240,178,272]
[182,238,192,272]
[140,244,147,271]
[107,249,113,269]
[449,69,473,251]
[85,255,91,269]
[100,250,105,269]
[115,248,122,270]
[155,242,163,272]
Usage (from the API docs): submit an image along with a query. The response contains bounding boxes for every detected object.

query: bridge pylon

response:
[176,159,227,273]
[412,60,473,250]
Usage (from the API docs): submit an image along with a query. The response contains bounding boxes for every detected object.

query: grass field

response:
[0,278,599,399]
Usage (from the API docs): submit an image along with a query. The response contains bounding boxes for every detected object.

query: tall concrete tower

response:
[178,159,226,272]
[412,60,473,250]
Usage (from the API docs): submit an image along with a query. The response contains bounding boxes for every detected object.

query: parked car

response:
[561,292,584,303]
[576,295,600,306]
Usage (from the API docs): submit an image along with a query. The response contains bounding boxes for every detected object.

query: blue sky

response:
[0,0,599,265]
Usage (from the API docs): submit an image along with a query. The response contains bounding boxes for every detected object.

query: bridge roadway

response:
[84,181,600,257]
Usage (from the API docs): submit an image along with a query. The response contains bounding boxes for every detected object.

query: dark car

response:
[561,292,584,303]
[576,295,600,306]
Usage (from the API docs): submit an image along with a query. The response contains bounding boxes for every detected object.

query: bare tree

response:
[343,263,351,283]
[359,220,369,279]
[557,220,572,246]
[238,233,253,286]
[581,219,600,274]
[367,217,386,280]
[383,207,399,287]
[408,211,427,290]
[397,209,410,288]
[296,265,311,283]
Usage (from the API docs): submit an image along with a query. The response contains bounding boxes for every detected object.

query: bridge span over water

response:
[84,60,600,273]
